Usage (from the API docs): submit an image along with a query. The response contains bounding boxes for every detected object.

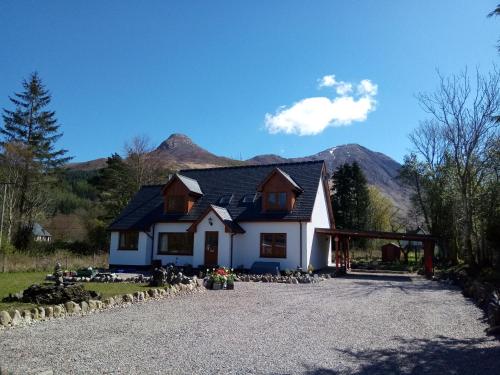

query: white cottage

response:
[108,160,335,271]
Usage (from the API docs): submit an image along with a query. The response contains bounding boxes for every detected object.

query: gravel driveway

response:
[1,273,499,374]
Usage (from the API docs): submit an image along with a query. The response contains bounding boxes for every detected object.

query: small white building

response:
[33,223,52,242]
[108,161,335,271]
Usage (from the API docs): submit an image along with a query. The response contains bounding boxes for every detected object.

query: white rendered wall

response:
[306,179,333,270]
[109,231,152,266]
[233,222,303,270]
[192,213,231,268]
[153,223,193,266]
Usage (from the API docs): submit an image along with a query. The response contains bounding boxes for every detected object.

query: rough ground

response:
[1,273,499,374]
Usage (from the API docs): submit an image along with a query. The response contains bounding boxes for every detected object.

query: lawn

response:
[0,271,150,312]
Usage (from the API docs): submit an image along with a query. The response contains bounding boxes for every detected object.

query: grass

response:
[1,250,108,272]
[0,271,150,313]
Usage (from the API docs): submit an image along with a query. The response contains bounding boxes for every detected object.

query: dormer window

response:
[166,195,185,213]
[257,168,303,213]
[267,192,287,210]
[162,174,203,214]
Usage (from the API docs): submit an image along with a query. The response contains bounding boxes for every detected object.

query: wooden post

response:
[335,236,339,270]
[346,237,350,270]
[423,240,434,278]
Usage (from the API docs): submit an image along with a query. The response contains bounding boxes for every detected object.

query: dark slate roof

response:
[109,160,326,231]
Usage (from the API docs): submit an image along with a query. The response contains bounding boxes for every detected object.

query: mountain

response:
[286,144,411,213]
[246,154,288,165]
[68,133,411,212]
[151,133,241,169]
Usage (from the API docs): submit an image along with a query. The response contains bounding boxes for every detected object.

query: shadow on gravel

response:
[345,273,414,282]
[297,336,500,375]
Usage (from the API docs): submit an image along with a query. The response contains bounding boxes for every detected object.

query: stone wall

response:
[0,279,204,329]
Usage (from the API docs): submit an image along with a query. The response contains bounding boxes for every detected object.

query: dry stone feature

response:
[0,274,204,329]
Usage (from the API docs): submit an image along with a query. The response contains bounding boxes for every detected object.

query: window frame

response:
[266,191,288,211]
[157,232,194,256]
[260,233,287,258]
[165,195,186,213]
[118,231,139,251]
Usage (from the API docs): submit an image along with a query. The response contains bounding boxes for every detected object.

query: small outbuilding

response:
[32,223,52,242]
[381,243,402,262]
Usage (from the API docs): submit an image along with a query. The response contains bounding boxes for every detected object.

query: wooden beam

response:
[315,228,438,242]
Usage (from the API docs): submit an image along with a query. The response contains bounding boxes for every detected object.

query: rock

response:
[10,310,23,326]
[30,307,40,320]
[158,289,166,297]
[0,310,12,326]
[147,289,157,298]
[20,283,100,305]
[123,294,134,303]
[22,310,32,323]
[96,301,104,309]
[102,297,114,307]
[113,295,123,304]
[45,306,54,319]
[88,299,98,311]
[133,291,144,301]
[291,277,299,284]
[80,301,89,313]
[53,305,64,318]
[37,307,46,320]
[65,301,81,315]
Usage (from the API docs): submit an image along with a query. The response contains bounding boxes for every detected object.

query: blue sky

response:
[0,1,498,163]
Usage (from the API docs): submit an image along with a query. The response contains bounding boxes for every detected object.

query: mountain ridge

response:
[68,133,411,212]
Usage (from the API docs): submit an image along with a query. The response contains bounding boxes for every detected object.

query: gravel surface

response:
[1,273,499,374]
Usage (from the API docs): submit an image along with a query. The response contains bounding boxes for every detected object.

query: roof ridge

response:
[179,159,325,173]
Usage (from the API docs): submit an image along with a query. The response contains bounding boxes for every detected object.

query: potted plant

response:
[206,267,235,290]
[212,274,224,290]
[226,274,235,290]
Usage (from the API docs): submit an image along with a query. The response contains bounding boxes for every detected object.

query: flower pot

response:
[226,282,234,290]
[212,282,222,290]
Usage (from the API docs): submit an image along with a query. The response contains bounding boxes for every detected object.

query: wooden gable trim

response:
[257,168,303,193]
[187,206,245,234]
[321,163,335,229]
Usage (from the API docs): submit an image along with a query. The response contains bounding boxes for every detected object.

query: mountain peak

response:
[157,133,194,150]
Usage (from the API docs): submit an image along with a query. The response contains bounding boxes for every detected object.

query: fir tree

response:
[1,72,71,248]
[330,162,369,230]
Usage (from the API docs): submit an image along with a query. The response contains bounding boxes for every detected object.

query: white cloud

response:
[265,74,378,136]
[318,74,337,88]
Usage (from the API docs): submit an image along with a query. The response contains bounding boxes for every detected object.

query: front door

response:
[204,231,219,266]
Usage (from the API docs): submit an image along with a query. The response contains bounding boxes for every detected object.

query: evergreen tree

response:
[330,162,369,230]
[92,153,136,220]
[1,72,71,249]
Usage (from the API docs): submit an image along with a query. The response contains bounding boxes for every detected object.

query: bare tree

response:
[123,135,168,190]
[417,68,500,265]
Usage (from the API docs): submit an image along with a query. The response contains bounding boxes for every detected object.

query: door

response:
[204,231,219,266]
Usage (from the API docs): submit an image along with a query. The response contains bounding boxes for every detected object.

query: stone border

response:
[0,279,204,330]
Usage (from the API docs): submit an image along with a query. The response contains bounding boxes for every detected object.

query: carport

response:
[315,228,438,277]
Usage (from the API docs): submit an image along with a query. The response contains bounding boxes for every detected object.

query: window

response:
[218,194,233,206]
[260,233,286,258]
[267,192,287,210]
[166,195,185,213]
[158,232,194,255]
[242,193,256,203]
[118,231,139,250]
